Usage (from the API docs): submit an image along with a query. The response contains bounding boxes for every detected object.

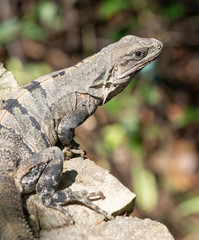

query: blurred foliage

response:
[102,124,126,152]
[0,1,63,43]
[99,0,130,20]
[0,0,199,239]
[162,3,186,20]
[178,196,199,217]
[0,18,20,43]
[6,57,51,85]
[132,167,158,212]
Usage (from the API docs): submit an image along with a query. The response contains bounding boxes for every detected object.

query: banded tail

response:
[0,175,33,240]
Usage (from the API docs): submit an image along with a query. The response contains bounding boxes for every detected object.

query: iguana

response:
[0,35,163,239]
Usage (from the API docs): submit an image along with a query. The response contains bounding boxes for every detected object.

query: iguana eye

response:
[133,49,148,60]
[135,51,142,57]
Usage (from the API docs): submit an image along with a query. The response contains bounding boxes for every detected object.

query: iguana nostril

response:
[157,42,163,50]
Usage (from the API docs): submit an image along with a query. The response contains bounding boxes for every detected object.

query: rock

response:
[26,158,174,240]
[39,217,174,240]
[0,63,20,105]
[26,157,136,231]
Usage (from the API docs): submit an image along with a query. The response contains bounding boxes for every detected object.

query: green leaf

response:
[132,167,158,212]
[21,20,46,40]
[183,107,199,125]
[102,124,126,152]
[178,196,199,216]
[0,18,20,43]
[37,1,62,30]
[38,2,57,23]
[99,0,129,20]
[163,3,186,20]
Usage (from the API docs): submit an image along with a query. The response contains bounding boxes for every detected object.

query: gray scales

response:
[0,35,163,239]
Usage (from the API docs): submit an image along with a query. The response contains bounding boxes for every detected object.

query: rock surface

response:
[27,157,136,231]
[26,157,174,240]
[40,216,174,240]
[0,63,20,105]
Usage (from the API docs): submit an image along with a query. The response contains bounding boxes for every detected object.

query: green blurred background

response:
[0,0,199,239]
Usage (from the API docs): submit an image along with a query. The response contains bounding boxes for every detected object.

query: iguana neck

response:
[52,51,112,105]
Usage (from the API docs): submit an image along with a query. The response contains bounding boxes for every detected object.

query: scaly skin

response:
[0,35,163,239]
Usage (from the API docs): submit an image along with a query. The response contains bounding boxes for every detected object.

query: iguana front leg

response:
[15,147,112,226]
[57,106,92,157]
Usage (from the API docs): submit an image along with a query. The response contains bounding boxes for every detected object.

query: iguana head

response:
[100,35,163,104]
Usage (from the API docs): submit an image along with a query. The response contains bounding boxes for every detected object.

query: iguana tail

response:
[0,175,33,240]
